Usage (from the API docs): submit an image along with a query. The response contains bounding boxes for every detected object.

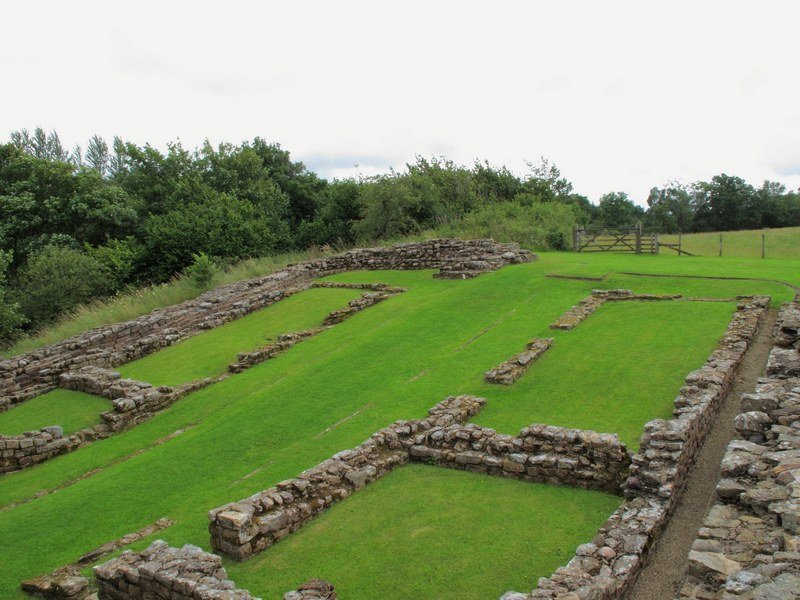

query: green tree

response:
[11,245,112,327]
[598,192,643,227]
[142,194,288,280]
[86,135,110,176]
[0,250,25,344]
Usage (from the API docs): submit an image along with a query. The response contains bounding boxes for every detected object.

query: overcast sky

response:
[2,1,799,204]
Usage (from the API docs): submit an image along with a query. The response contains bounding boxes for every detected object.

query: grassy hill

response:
[0,251,798,599]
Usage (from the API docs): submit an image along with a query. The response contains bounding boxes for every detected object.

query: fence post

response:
[635,223,642,254]
[762,228,766,259]
[573,228,580,251]
[678,233,682,257]
[719,233,723,257]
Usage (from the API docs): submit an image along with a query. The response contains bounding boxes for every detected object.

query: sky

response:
[2,0,799,204]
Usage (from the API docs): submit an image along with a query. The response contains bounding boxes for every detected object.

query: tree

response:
[11,245,112,327]
[598,192,643,227]
[142,193,289,280]
[646,184,694,232]
[0,250,25,344]
[86,135,110,176]
[692,174,755,231]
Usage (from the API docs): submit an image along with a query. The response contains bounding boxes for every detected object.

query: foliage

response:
[142,194,288,280]
[184,252,220,287]
[597,191,644,227]
[3,126,800,342]
[436,201,579,250]
[10,245,112,327]
[0,250,25,344]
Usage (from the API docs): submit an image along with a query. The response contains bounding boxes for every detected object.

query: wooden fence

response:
[573,225,657,254]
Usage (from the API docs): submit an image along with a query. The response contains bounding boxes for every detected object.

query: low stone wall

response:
[322,291,395,326]
[624,295,770,502]
[408,422,629,494]
[208,395,485,561]
[0,426,81,474]
[94,540,257,600]
[59,366,187,432]
[549,290,682,330]
[229,328,329,373]
[501,296,770,599]
[1,239,534,410]
[678,302,800,599]
[22,518,175,600]
[484,338,553,385]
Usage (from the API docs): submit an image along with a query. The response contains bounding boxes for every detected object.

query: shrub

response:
[10,245,112,327]
[435,201,579,250]
[184,252,220,287]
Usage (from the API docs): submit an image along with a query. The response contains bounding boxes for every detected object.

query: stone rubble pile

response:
[484,338,553,385]
[502,295,770,599]
[549,290,682,330]
[94,540,257,600]
[408,422,630,493]
[679,301,800,599]
[1,239,533,410]
[283,579,337,600]
[208,395,486,561]
[322,292,394,326]
[228,328,329,374]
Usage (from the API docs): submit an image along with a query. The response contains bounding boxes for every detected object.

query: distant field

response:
[659,226,800,259]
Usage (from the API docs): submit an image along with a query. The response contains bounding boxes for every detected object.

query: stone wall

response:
[624,296,770,502]
[94,540,257,600]
[484,338,553,385]
[550,290,682,330]
[208,395,485,561]
[408,422,630,494]
[1,239,533,411]
[0,426,81,474]
[501,295,771,599]
[322,291,395,326]
[229,328,329,373]
[678,302,800,599]
[59,366,200,432]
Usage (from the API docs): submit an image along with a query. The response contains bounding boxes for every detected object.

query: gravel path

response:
[626,307,778,600]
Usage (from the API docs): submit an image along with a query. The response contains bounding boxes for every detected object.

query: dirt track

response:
[626,308,778,600]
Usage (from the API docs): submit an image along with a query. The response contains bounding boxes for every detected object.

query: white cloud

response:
[2,0,799,203]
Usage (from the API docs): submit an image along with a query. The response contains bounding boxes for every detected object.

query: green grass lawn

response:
[0,389,110,435]
[0,253,798,599]
[473,300,735,446]
[227,464,620,599]
[656,225,800,260]
[117,287,362,386]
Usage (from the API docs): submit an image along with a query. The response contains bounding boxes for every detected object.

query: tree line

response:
[1,127,798,344]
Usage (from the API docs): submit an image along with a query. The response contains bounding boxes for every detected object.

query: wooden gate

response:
[573,224,657,254]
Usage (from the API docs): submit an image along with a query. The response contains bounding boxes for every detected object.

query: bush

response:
[434,201,579,250]
[184,252,220,287]
[10,245,112,327]
[0,251,25,345]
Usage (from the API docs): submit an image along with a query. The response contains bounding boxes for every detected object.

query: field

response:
[658,225,800,259]
[1,251,799,599]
